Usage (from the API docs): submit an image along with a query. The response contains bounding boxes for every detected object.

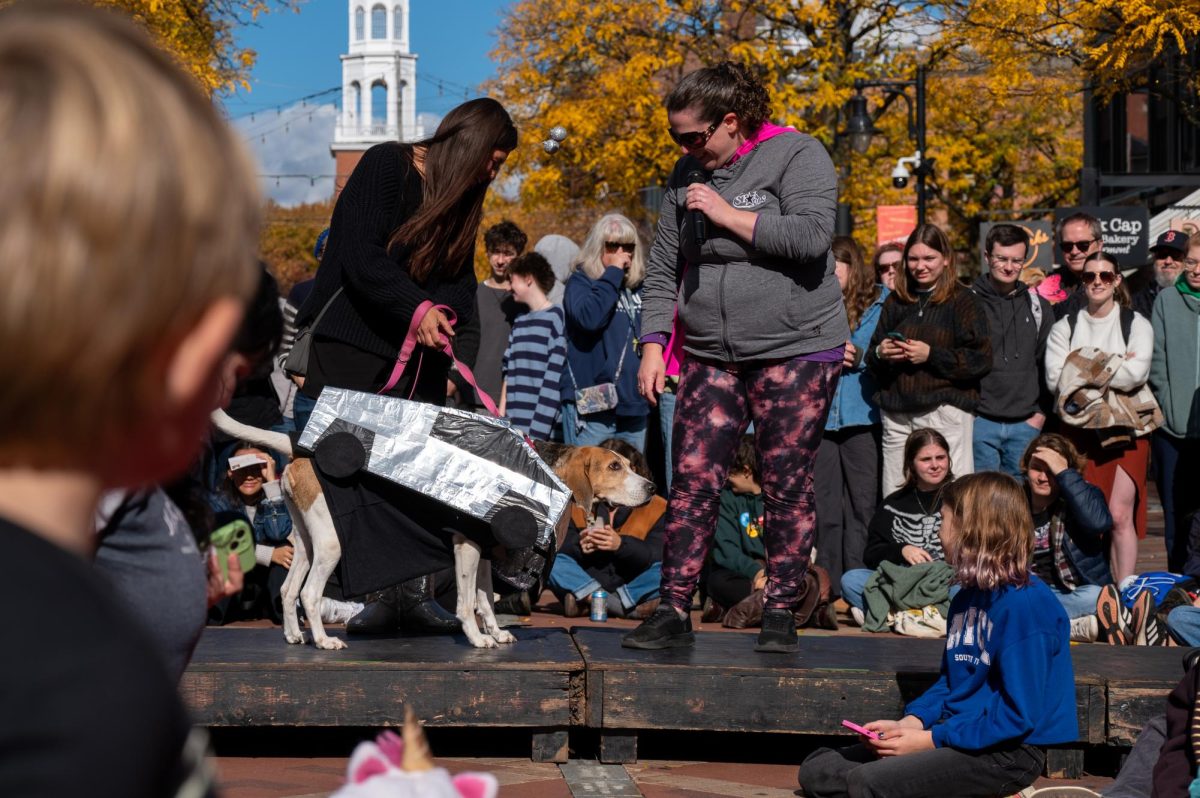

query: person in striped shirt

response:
[501,252,567,439]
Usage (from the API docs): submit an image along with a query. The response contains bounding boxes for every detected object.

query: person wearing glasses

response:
[1045,252,1155,584]
[561,212,649,450]
[627,61,845,654]
[1046,212,1104,320]
[1149,232,1200,572]
[969,223,1054,478]
[873,242,903,292]
[1132,229,1189,320]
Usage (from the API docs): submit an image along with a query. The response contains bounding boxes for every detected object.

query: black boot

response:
[395,573,460,633]
[345,587,401,635]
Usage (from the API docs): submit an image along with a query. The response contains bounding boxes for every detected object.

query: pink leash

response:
[379,300,500,417]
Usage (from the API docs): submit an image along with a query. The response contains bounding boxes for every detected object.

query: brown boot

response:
[632,598,661,620]
[700,597,725,624]
[562,593,588,618]
[722,589,764,629]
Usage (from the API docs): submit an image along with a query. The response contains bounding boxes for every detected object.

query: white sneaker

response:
[850,606,865,627]
[1069,613,1100,643]
[319,598,365,625]
[1024,787,1103,797]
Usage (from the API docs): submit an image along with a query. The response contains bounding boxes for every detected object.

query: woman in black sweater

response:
[296,99,518,633]
[840,428,955,615]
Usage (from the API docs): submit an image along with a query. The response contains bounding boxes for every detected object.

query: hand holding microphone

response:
[686,170,707,246]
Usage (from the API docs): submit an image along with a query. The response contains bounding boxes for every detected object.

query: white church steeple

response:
[331,0,421,193]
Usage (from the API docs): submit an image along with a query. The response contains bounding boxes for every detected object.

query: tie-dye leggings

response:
[659,355,840,612]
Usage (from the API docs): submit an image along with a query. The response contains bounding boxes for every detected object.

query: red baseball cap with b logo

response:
[1152,230,1188,256]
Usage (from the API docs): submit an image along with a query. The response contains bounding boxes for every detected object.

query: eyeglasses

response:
[1185,259,1200,270]
[988,255,1025,267]
[1059,238,1097,253]
[668,120,720,150]
[604,241,636,254]
[1080,270,1116,285]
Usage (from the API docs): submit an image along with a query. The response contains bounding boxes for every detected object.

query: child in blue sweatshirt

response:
[799,471,1077,798]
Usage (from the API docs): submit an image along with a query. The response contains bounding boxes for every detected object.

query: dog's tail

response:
[210,409,294,458]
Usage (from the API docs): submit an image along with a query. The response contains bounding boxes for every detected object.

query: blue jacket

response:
[209,491,292,545]
[905,575,1077,750]
[562,267,647,417]
[1034,469,1113,588]
[826,287,888,431]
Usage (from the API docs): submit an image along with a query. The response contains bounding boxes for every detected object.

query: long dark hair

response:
[388,98,518,282]
[832,235,879,331]
[894,223,959,305]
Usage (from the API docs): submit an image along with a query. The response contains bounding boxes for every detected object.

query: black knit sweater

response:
[866,286,992,413]
[296,142,478,360]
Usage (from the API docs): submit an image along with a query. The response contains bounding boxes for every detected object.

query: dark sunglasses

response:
[668,120,720,149]
[1081,270,1116,285]
[604,241,636,254]
[1060,238,1097,253]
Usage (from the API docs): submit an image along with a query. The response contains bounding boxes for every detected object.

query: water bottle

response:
[590,589,608,622]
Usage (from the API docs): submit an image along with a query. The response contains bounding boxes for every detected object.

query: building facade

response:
[331,0,422,194]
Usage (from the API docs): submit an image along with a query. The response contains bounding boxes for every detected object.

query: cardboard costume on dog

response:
[296,387,570,596]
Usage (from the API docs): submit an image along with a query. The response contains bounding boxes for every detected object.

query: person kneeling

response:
[799,473,1077,798]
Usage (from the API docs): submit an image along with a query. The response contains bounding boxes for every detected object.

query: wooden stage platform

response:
[182,626,1187,769]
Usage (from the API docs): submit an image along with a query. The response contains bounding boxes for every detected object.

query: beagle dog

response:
[210,411,655,650]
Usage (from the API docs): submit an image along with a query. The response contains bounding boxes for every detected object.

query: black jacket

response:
[298,143,477,361]
[971,275,1053,420]
[560,499,666,592]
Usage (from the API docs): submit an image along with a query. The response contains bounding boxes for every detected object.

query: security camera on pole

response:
[842,66,934,225]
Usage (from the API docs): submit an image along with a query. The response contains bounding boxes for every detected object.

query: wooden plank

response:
[1044,748,1084,779]
[531,730,569,763]
[599,732,637,764]
[1107,685,1174,746]
[183,669,572,727]
[182,627,582,729]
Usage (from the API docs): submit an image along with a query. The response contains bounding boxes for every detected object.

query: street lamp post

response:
[843,65,933,225]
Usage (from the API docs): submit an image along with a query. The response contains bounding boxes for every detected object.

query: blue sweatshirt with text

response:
[904,574,1077,751]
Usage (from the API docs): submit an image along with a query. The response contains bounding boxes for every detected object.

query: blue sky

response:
[226,0,510,204]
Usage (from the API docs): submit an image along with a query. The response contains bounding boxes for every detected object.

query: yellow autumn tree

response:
[487,0,1092,253]
[92,0,293,95]
[941,0,1200,117]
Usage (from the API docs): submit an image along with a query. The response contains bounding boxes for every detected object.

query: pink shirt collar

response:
[724,122,795,167]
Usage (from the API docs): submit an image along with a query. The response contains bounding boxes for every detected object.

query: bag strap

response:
[309,286,344,334]
[611,290,636,381]
[380,300,500,416]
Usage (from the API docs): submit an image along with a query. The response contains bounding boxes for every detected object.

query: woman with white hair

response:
[561,213,650,450]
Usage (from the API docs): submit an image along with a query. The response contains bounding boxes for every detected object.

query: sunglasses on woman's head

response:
[1081,270,1116,285]
[604,241,636,254]
[668,120,720,149]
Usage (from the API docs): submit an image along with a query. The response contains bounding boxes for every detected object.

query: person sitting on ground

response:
[0,3,262,793]
[499,252,567,440]
[547,439,665,619]
[1020,433,1114,641]
[840,428,955,625]
[705,435,766,622]
[799,472,1077,798]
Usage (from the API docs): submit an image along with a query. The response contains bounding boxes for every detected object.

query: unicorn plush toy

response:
[332,709,498,798]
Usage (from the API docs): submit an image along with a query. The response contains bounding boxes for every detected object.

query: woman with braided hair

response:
[628,61,846,653]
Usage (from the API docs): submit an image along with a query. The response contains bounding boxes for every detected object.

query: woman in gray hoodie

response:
[622,61,847,654]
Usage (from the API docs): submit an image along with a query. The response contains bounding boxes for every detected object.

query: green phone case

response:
[209,519,256,581]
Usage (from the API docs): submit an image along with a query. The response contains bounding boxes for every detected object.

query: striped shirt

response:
[503,306,566,440]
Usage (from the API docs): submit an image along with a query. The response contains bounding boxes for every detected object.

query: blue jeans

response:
[1167,605,1200,646]
[972,415,1040,478]
[1048,583,1102,619]
[292,391,317,434]
[561,402,648,452]
[547,553,661,610]
[840,567,960,612]
[658,390,676,491]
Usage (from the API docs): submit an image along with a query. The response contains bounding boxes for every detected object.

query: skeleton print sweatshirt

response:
[863,485,945,569]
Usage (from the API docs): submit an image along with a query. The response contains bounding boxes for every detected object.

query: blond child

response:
[0,3,260,795]
[800,472,1077,798]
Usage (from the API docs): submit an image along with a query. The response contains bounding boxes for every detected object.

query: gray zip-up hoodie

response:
[641,131,848,361]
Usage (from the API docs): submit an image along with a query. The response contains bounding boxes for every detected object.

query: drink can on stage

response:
[590,589,608,622]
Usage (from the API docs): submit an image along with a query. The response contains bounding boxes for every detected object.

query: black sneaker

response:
[755,608,798,653]
[621,605,694,650]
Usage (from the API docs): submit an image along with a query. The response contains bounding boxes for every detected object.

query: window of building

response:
[354,7,364,40]
[371,4,386,39]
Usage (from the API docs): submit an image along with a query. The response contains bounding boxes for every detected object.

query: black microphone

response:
[686,169,707,246]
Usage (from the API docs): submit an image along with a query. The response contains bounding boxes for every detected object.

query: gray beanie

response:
[534,234,580,305]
